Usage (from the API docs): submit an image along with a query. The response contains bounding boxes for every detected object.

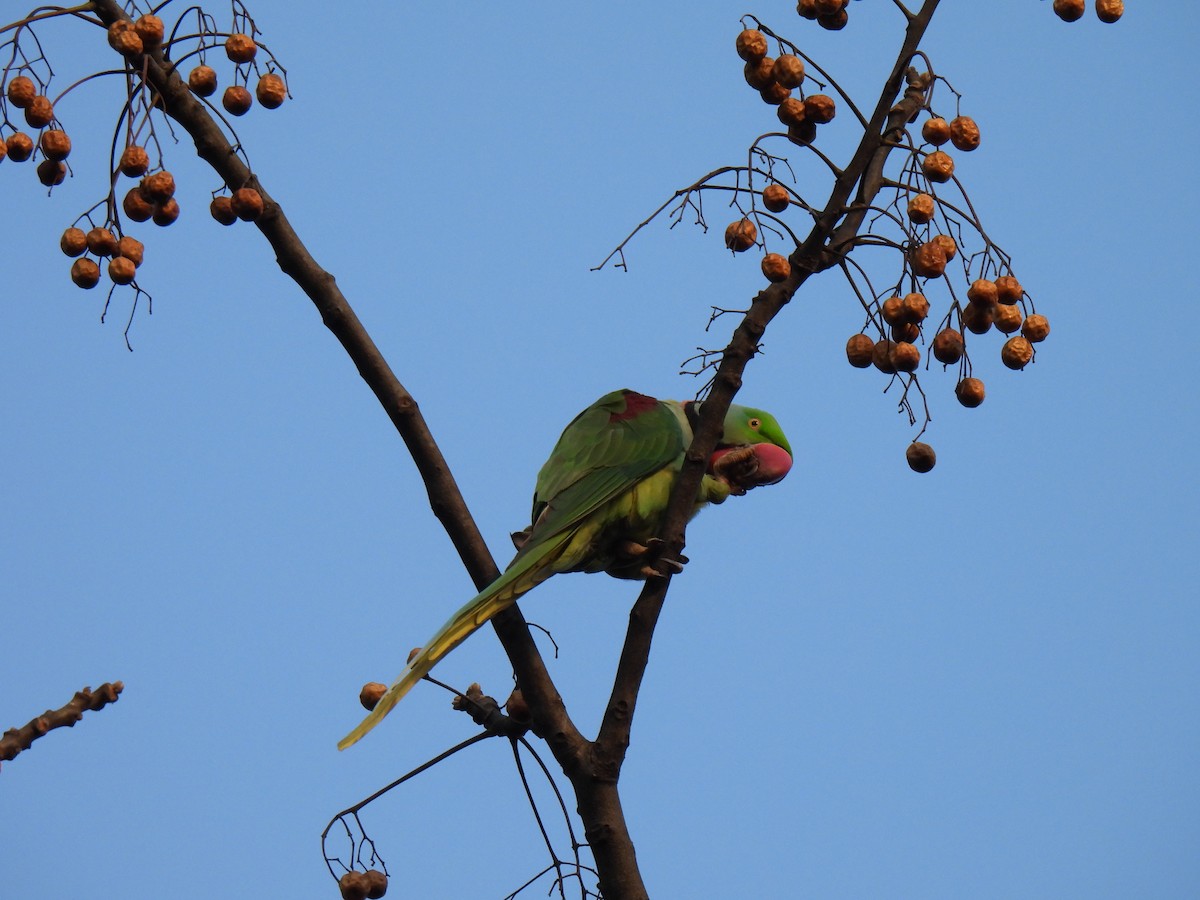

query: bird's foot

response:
[615,537,689,579]
[711,445,760,495]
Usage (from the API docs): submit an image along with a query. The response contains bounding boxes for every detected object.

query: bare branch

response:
[1,681,124,766]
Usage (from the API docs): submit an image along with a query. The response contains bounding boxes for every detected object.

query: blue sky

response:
[3,2,1198,898]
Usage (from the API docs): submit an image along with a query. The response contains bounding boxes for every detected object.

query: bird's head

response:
[708,403,792,494]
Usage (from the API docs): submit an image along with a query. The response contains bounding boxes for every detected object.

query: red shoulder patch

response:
[609,390,658,422]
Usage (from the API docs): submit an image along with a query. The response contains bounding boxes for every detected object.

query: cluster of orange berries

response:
[1053,0,1124,23]
[186,33,287,116]
[726,28,841,285]
[60,225,144,289]
[2,75,70,187]
[337,869,388,900]
[795,0,853,31]
[838,107,1052,471]
[736,28,836,148]
[5,15,283,292]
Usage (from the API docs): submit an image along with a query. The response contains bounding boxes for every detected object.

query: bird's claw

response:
[616,537,688,580]
[711,445,761,495]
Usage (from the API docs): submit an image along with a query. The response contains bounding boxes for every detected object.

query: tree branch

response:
[586,5,942,895]
[87,0,584,756]
[1,681,124,767]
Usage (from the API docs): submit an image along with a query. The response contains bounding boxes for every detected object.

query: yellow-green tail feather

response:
[337,530,573,750]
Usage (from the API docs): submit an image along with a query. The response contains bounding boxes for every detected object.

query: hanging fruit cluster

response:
[795,0,854,31]
[337,869,388,900]
[0,2,287,326]
[711,10,1094,473]
[1052,0,1124,23]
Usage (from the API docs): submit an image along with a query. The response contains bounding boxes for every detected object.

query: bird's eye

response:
[749,417,761,430]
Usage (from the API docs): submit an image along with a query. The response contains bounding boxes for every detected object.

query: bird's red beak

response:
[746,442,792,485]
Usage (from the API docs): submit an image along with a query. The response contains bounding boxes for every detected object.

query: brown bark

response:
[1,681,124,766]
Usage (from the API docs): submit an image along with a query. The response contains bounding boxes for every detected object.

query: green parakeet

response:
[339,389,791,749]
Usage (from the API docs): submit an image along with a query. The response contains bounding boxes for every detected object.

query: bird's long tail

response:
[337,530,574,750]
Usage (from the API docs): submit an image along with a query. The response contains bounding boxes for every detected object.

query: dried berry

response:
[922,150,954,183]
[70,257,100,289]
[222,85,253,116]
[814,0,847,13]
[724,218,757,252]
[108,256,136,285]
[116,235,144,267]
[803,94,836,124]
[24,95,54,129]
[911,240,947,278]
[932,328,964,365]
[993,303,1023,334]
[735,29,768,62]
[761,252,791,283]
[880,296,905,326]
[906,442,936,473]
[256,73,286,109]
[225,33,258,64]
[907,193,935,224]
[787,120,817,146]
[949,116,981,152]
[890,341,920,372]
[188,65,218,97]
[1022,313,1050,343]
[994,274,1023,305]
[966,278,998,306]
[134,14,164,49]
[107,21,143,57]
[1053,0,1085,21]
[1001,335,1034,370]
[140,170,176,203]
[60,227,87,257]
[6,74,36,108]
[1096,0,1124,22]
[955,376,985,408]
[40,129,71,161]
[5,132,34,162]
[743,57,775,90]
[891,321,920,344]
[152,197,180,226]
[362,870,388,899]
[901,292,930,322]
[210,195,237,226]
[359,682,387,711]
[817,9,848,30]
[796,0,819,19]
[772,55,805,89]
[777,97,807,128]
[36,159,66,186]
[933,234,957,261]
[231,186,264,221]
[339,871,369,900]
[759,82,791,105]
[845,333,875,368]
[762,184,790,213]
[123,187,155,222]
[921,117,951,146]
[86,227,118,256]
[119,145,150,177]
[961,301,994,335]
[872,339,896,374]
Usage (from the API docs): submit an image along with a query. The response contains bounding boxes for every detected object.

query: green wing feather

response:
[338,390,687,750]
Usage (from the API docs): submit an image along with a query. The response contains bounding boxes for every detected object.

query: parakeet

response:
[338,389,791,749]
